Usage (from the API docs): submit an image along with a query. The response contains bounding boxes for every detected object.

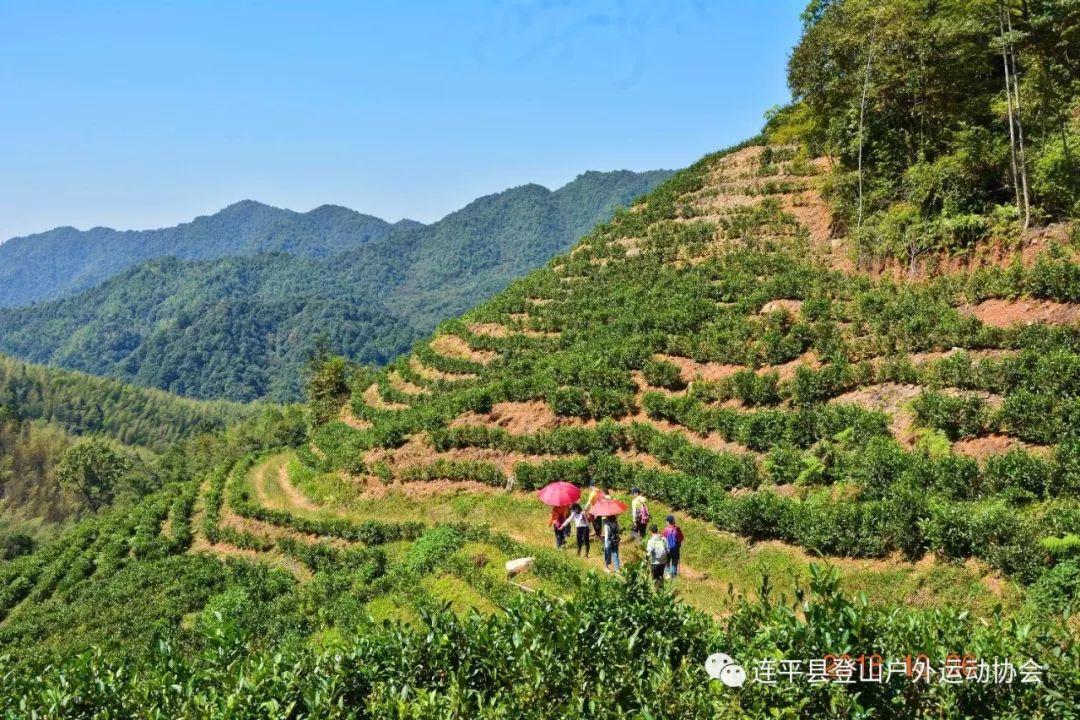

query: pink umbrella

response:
[538,481,581,507]
[589,498,628,517]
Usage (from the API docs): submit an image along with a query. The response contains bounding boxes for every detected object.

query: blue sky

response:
[0,1,805,240]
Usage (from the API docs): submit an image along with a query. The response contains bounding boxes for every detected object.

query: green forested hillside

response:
[0,170,671,402]
[0,354,255,451]
[773,0,1080,264]
[0,201,402,307]
[0,355,261,531]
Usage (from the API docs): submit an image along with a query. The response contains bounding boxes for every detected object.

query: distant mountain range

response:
[0,170,672,401]
[0,200,416,308]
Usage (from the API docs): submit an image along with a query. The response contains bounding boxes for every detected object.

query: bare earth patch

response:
[362,383,409,411]
[463,400,562,434]
[832,383,922,445]
[906,348,1017,365]
[655,354,742,383]
[372,434,576,478]
[389,371,430,396]
[467,322,513,338]
[953,435,1052,462]
[656,350,819,384]
[760,299,804,316]
[431,334,496,364]
[409,356,477,382]
[468,322,558,339]
[770,351,820,381]
[614,449,669,471]
[960,298,1080,328]
[339,404,372,430]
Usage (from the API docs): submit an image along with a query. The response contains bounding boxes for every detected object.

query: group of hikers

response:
[547,483,685,586]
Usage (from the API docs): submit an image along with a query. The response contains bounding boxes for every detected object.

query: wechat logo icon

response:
[705,652,747,688]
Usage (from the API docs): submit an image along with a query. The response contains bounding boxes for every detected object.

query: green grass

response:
[422,574,499,615]
[270,451,1019,618]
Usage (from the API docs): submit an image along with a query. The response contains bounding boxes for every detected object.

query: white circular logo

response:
[720,663,747,687]
[705,652,746,687]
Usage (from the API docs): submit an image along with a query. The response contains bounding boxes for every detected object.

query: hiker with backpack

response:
[560,502,592,558]
[601,515,621,574]
[661,514,685,578]
[645,524,668,587]
[630,488,650,540]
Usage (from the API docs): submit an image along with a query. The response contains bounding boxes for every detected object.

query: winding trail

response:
[276,462,318,512]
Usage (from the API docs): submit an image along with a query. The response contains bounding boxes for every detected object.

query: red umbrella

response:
[538,481,581,507]
[589,498,628,517]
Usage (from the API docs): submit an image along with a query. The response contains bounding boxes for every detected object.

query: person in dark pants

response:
[661,514,685,578]
[549,504,569,549]
[645,524,668,588]
[560,503,591,558]
[601,515,621,574]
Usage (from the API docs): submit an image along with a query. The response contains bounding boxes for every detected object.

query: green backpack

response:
[647,535,668,564]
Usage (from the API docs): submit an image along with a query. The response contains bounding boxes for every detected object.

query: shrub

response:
[1001,390,1061,445]
[763,446,803,486]
[718,491,796,543]
[912,390,992,441]
[642,359,685,390]
[984,450,1052,499]
[922,501,978,561]
[549,387,589,418]
[904,451,980,500]
[1029,560,1080,615]
[730,369,780,406]
[850,437,910,500]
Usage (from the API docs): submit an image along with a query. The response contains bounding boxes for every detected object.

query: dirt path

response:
[389,371,430,396]
[276,462,318,512]
[250,461,273,508]
[410,357,477,382]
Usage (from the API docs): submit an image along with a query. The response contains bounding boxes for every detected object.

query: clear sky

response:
[0,0,805,240]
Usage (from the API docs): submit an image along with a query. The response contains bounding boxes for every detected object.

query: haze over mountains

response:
[0,200,413,308]
[0,169,672,401]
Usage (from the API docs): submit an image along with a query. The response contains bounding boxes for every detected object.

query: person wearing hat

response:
[645,524,668,588]
[661,514,685,578]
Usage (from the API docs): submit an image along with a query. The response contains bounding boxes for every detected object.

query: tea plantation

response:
[3,139,1078,717]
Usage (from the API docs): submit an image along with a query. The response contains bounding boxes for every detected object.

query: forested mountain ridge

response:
[0,170,672,402]
[0,200,404,307]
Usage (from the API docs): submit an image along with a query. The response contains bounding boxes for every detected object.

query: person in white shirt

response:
[560,503,591,557]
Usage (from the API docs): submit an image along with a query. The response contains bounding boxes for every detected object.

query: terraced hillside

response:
[14,142,1080,637]
[3,142,1079,717]
[293,141,1080,606]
